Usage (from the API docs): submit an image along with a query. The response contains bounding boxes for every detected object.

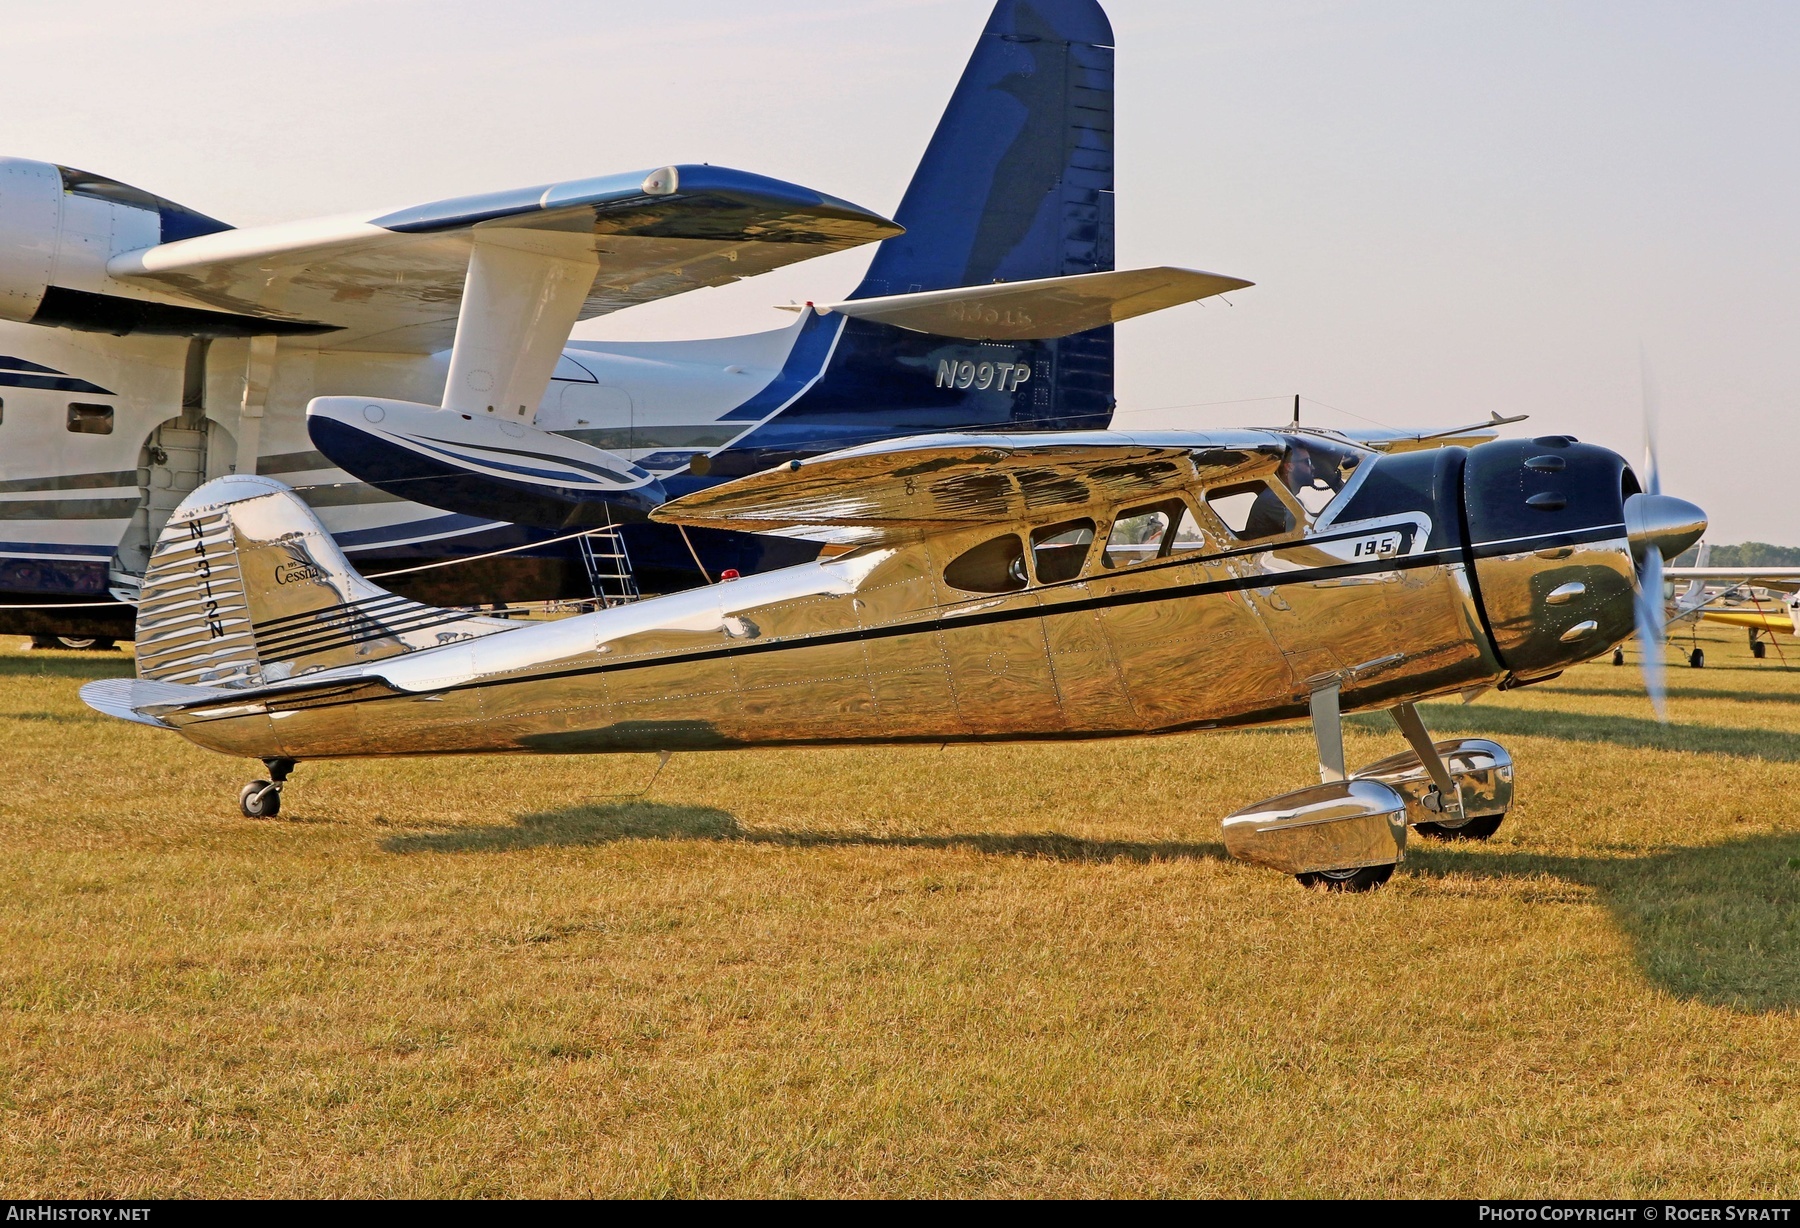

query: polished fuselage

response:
[153,477,1632,763]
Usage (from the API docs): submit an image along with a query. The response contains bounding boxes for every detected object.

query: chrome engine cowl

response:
[1462,436,1640,679]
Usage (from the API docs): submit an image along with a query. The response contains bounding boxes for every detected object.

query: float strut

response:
[1308,676,1346,784]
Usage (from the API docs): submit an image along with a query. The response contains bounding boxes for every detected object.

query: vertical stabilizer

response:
[850,0,1115,298]
[718,0,1118,469]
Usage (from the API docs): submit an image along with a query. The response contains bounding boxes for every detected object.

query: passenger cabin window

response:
[944,533,1028,594]
[1030,519,1094,583]
[1102,499,1187,569]
[67,403,113,435]
[1169,505,1211,555]
[1207,479,1295,541]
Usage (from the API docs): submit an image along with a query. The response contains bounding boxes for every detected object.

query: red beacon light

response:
[720,568,741,581]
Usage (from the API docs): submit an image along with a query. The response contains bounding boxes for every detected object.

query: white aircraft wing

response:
[652,429,1287,537]
[1664,567,1800,594]
[107,165,900,352]
[815,267,1252,340]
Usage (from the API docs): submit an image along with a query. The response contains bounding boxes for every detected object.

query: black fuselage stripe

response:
[427,522,1627,695]
[254,594,412,635]
[256,608,429,653]
[180,522,1628,718]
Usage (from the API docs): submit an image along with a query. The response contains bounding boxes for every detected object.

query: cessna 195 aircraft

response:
[2,0,1231,642]
[81,424,1707,892]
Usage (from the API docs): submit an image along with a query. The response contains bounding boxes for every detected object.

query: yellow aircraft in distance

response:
[1664,546,1800,665]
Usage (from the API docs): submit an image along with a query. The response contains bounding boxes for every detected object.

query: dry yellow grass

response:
[2,623,1798,1197]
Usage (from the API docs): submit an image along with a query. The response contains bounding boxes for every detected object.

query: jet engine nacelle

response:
[0,156,231,325]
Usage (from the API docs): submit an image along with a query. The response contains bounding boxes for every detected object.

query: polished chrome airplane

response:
[81,425,1706,891]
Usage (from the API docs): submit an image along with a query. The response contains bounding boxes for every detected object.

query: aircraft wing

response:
[651,430,1286,537]
[816,267,1252,340]
[1326,413,1532,454]
[107,165,900,352]
[1665,567,1800,586]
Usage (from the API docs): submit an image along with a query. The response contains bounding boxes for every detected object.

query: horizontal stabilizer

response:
[78,677,237,728]
[652,429,1286,538]
[821,267,1252,340]
[1665,567,1800,582]
[108,165,899,352]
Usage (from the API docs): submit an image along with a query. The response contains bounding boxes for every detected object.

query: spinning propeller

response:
[1625,355,1707,721]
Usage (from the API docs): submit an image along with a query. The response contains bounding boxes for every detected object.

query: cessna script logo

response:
[274,560,325,585]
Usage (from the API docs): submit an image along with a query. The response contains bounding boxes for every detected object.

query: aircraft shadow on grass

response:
[1407,833,1800,1014]
[28,650,1795,1008]
[385,799,1800,1012]
[1362,705,1800,765]
[1546,684,1800,706]
[379,799,1227,866]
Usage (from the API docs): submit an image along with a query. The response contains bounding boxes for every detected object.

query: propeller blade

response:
[1635,548,1668,722]
[1640,347,1661,497]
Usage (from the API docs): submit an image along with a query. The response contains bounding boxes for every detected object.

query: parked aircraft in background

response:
[1663,545,1800,666]
[1,0,1234,645]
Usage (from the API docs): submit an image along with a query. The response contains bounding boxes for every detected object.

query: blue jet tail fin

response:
[850,0,1115,299]
[711,0,1118,473]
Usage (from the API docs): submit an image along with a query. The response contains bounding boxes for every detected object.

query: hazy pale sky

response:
[6,1,1796,541]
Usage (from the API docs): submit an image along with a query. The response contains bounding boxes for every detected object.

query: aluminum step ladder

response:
[579,527,641,607]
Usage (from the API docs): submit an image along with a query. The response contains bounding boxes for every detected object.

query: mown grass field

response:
[2,623,1797,1197]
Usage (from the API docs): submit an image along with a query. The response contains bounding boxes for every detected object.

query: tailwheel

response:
[1296,863,1395,892]
[1612,647,1625,666]
[239,781,280,819]
[238,757,296,819]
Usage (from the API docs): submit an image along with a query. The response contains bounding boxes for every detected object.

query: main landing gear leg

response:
[239,758,295,819]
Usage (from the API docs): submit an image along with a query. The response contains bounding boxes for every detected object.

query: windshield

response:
[1275,434,1368,517]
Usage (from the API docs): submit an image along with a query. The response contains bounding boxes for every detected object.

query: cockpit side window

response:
[1102,499,1188,569]
[1030,518,1095,583]
[944,533,1028,594]
[1207,479,1296,541]
[1276,436,1365,517]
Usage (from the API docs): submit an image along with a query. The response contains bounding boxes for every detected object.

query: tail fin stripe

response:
[251,592,411,635]
[250,597,415,646]
[252,607,479,659]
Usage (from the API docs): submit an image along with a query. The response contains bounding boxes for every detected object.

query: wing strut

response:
[443,231,598,418]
